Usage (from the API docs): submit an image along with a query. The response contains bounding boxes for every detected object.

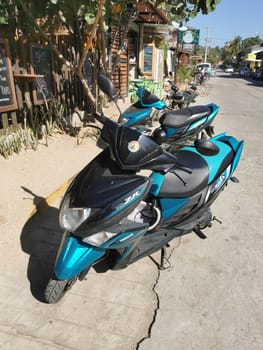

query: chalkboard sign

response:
[0,39,18,112]
[143,44,153,74]
[31,45,53,104]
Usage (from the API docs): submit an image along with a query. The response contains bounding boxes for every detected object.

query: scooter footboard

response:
[54,233,106,280]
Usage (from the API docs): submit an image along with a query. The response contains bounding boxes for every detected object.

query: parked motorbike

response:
[152,103,218,151]
[119,85,166,131]
[163,79,198,109]
[119,81,197,131]
[44,74,244,303]
[109,74,217,150]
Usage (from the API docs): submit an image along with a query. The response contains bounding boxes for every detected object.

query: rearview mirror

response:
[97,73,117,100]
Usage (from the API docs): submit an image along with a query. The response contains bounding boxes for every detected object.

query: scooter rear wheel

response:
[44,276,77,304]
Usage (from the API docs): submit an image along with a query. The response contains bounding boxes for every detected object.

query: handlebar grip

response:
[94,112,106,124]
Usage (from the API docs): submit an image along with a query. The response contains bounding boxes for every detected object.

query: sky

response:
[186,0,263,48]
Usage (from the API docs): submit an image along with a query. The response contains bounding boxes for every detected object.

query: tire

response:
[44,276,77,304]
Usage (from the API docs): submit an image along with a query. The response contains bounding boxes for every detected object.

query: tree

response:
[1,0,221,105]
[221,35,263,66]
[158,0,221,20]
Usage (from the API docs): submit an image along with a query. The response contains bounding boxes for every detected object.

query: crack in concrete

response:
[135,239,181,349]
[135,266,161,350]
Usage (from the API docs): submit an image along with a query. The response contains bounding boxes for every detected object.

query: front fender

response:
[54,233,106,280]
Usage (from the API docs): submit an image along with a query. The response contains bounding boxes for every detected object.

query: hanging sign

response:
[178,29,200,46]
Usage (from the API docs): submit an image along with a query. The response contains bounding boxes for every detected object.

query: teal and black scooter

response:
[44,74,244,303]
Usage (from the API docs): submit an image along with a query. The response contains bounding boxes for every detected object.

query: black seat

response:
[141,89,160,105]
[160,105,212,128]
[157,150,209,198]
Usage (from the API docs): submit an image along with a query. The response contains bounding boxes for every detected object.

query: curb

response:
[28,175,74,219]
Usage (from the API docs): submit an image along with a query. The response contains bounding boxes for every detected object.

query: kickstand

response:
[160,246,171,270]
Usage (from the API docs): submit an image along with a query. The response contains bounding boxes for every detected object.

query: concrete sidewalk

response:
[0,98,162,349]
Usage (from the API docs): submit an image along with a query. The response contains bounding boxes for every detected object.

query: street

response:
[0,72,262,350]
[139,72,263,350]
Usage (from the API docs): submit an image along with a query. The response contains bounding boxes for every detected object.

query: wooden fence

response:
[0,29,129,136]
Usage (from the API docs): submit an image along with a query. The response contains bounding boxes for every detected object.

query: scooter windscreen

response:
[100,117,177,171]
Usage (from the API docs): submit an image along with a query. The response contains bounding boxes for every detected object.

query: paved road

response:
[139,72,263,350]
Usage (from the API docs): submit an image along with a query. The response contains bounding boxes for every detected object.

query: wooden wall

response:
[110,26,129,97]
[0,34,95,136]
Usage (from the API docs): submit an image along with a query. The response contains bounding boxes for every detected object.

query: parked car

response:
[239,67,250,77]
[225,65,234,73]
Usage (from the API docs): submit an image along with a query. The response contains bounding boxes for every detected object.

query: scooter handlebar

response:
[94,112,107,124]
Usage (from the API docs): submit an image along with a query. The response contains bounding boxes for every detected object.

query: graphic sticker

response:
[128,140,140,152]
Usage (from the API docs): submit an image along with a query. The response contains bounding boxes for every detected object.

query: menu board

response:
[0,39,17,112]
[31,45,53,104]
[143,44,153,73]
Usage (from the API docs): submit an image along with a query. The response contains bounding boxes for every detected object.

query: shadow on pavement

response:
[246,80,263,87]
[215,73,240,79]
[216,73,263,87]
[20,187,63,303]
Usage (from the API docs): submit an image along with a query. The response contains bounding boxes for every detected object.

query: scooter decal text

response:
[123,190,141,205]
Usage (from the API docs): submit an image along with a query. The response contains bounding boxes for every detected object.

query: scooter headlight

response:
[59,193,91,232]
[82,231,116,247]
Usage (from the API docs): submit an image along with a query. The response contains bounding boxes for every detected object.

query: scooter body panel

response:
[55,234,106,280]
[121,106,152,126]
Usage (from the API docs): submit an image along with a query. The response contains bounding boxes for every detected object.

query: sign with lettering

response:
[31,45,53,104]
[0,39,17,112]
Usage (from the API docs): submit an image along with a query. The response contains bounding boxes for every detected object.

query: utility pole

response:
[204,27,209,63]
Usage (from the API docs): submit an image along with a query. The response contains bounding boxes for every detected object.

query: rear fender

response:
[54,233,106,280]
[187,103,219,131]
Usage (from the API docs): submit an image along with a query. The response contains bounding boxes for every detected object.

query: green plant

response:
[0,98,70,158]
[0,126,37,159]
[176,65,193,83]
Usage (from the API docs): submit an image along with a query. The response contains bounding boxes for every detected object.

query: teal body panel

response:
[121,108,152,126]
[55,235,106,280]
[158,197,189,220]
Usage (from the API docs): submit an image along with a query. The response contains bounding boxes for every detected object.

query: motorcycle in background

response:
[44,73,244,303]
[95,73,217,151]
[162,79,198,109]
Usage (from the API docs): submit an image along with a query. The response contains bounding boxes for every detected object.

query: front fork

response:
[54,232,106,280]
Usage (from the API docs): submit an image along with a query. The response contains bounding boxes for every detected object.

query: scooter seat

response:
[157,150,209,197]
[157,143,234,198]
[160,105,212,128]
[141,89,160,105]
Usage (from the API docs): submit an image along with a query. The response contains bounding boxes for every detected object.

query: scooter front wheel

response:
[44,276,77,303]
